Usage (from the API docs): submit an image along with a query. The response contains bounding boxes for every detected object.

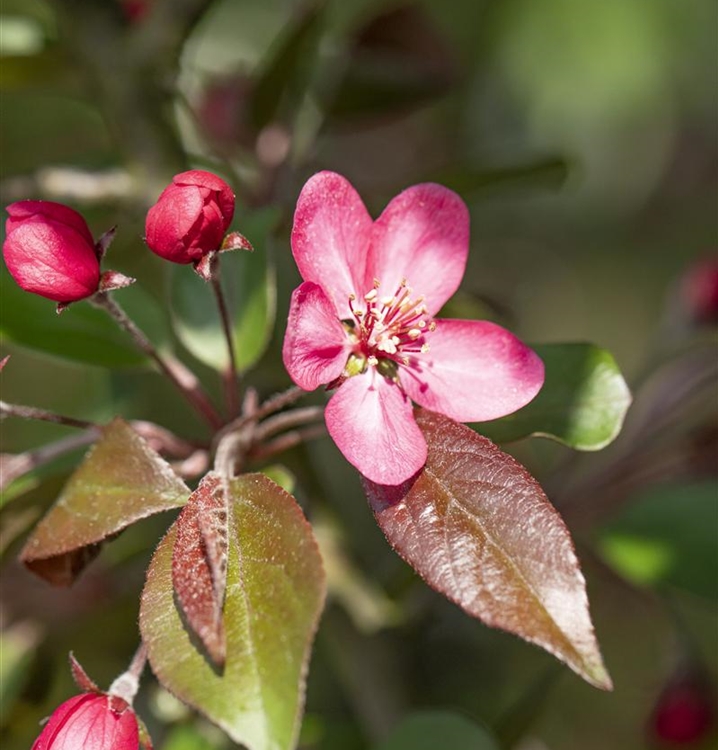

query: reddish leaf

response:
[172,474,229,667]
[363,409,612,690]
[20,418,190,586]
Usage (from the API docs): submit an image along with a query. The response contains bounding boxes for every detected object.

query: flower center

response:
[343,278,435,379]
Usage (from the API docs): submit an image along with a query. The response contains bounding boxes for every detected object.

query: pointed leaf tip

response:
[20,418,190,585]
[363,409,612,690]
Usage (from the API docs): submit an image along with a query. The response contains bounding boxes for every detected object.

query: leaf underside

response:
[363,409,612,690]
[140,473,326,750]
[172,474,230,667]
[20,418,189,586]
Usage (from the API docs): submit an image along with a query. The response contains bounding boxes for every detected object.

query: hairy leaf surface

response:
[141,473,326,750]
[20,418,189,585]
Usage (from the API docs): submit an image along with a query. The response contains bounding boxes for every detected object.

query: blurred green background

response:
[1,0,716,748]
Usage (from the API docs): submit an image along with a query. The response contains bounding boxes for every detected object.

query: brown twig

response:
[0,401,96,431]
[1,429,100,491]
[91,293,223,430]
[249,424,326,462]
[253,406,324,442]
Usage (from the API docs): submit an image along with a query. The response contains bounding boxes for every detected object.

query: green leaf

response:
[140,473,326,750]
[374,711,499,750]
[598,482,718,600]
[479,343,631,450]
[430,157,570,195]
[249,1,325,131]
[0,622,42,715]
[161,725,222,750]
[170,210,277,374]
[363,409,612,690]
[19,418,189,585]
[0,270,172,368]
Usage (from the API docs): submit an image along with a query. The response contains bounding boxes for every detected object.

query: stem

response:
[0,401,96,430]
[210,269,240,419]
[109,643,148,706]
[250,424,326,461]
[1,429,100,491]
[91,293,223,429]
[254,406,324,441]
[216,384,306,442]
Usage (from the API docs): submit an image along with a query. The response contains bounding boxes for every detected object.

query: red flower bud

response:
[680,257,718,326]
[3,201,101,303]
[32,693,139,750]
[650,672,715,745]
[144,170,235,265]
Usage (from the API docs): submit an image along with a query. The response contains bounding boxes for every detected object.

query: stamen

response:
[408,329,421,339]
[367,355,378,367]
[364,289,377,302]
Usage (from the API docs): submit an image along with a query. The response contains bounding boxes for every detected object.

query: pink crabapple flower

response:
[3,201,101,303]
[282,171,545,485]
[31,693,139,750]
[144,170,235,265]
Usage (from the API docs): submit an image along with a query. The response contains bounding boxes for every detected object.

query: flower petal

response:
[291,172,373,317]
[369,183,469,315]
[4,220,100,302]
[7,201,95,247]
[145,184,206,263]
[173,170,235,229]
[325,371,427,485]
[283,282,352,391]
[400,319,545,422]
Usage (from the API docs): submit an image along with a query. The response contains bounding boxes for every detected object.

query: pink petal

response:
[173,170,235,229]
[325,371,427,485]
[368,183,469,316]
[291,172,373,317]
[7,201,95,247]
[283,282,352,391]
[4,220,100,302]
[400,319,545,422]
[145,184,206,263]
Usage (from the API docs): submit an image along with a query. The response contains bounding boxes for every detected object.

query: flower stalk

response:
[210,267,240,418]
[91,292,223,429]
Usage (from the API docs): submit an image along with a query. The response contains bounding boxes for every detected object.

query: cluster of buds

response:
[2,169,249,310]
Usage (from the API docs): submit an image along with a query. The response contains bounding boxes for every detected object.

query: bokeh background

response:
[1,1,716,748]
